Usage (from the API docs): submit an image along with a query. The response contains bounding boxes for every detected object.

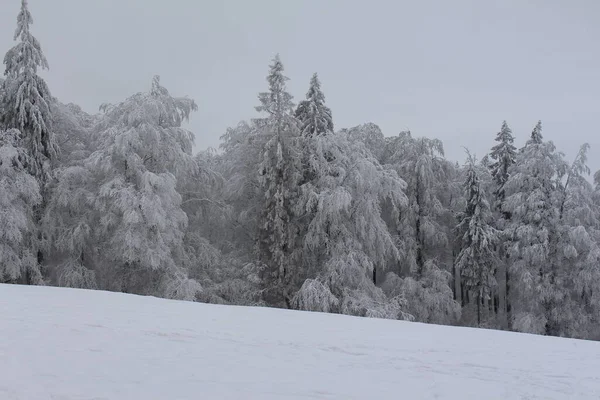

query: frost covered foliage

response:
[0,128,42,283]
[43,77,200,299]
[381,131,460,325]
[548,144,600,338]
[180,149,263,306]
[455,153,498,326]
[503,121,566,335]
[51,102,96,165]
[342,123,386,161]
[293,131,411,320]
[1,0,57,181]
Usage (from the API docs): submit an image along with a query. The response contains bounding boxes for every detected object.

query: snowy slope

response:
[1,284,599,400]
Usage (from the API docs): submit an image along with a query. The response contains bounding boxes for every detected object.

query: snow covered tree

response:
[43,76,200,299]
[0,128,42,284]
[254,55,302,308]
[218,121,265,255]
[503,121,566,335]
[489,121,516,214]
[51,102,96,165]
[37,103,97,288]
[550,143,600,338]
[295,73,333,138]
[1,0,57,180]
[290,78,411,319]
[292,130,411,320]
[455,152,498,326]
[381,131,460,324]
[488,121,517,328]
[343,123,386,161]
[179,147,263,307]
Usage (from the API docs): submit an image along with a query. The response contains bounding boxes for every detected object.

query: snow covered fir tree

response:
[2,0,600,341]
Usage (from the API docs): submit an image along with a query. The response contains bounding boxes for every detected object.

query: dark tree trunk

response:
[477,291,481,327]
[451,251,457,301]
[416,216,423,276]
[506,258,511,330]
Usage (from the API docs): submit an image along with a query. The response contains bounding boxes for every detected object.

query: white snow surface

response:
[2,284,600,399]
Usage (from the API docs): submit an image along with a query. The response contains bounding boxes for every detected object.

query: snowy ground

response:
[1,284,600,400]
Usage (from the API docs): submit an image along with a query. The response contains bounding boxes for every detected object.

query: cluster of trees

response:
[2,1,600,340]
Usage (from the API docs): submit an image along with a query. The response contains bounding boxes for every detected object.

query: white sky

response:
[1,0,598,172]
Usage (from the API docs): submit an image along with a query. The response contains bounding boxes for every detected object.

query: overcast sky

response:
[1,0,599,172]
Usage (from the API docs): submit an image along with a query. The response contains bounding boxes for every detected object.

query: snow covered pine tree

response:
[455,152,498,326]
[254,55,302,308]
[1,0,57,284]
[1,0,57,181]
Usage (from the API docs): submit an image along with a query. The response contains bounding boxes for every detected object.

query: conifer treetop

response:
[529,120,543,145]
[256,54,294,118]
[5,0,49,76]
[490,121,516,159]
[1,0,55,179]
[295,72,334,137]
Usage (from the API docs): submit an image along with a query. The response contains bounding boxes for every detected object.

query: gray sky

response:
[1,0,599,173]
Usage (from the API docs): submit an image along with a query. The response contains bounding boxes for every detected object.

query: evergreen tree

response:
[488,121,517,328]
[255,55,302,308]
[489,121,516,214]
[455,152,498,326]
[294,73,333,138]
[1,0,57,180]
[503,121,565,334]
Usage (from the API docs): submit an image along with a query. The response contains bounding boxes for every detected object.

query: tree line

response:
[2,1,599,340]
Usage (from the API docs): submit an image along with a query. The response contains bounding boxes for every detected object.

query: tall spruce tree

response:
[455,152,498,326]
[488,121,517,327]
[1,0,56,181]
[255,55,301,308]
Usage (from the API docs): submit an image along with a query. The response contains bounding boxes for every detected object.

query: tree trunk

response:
[415,180,424,278]
[451,255,457,301]
[477,291,481,327]
[415,216,423,276]
[506,258,512,330]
